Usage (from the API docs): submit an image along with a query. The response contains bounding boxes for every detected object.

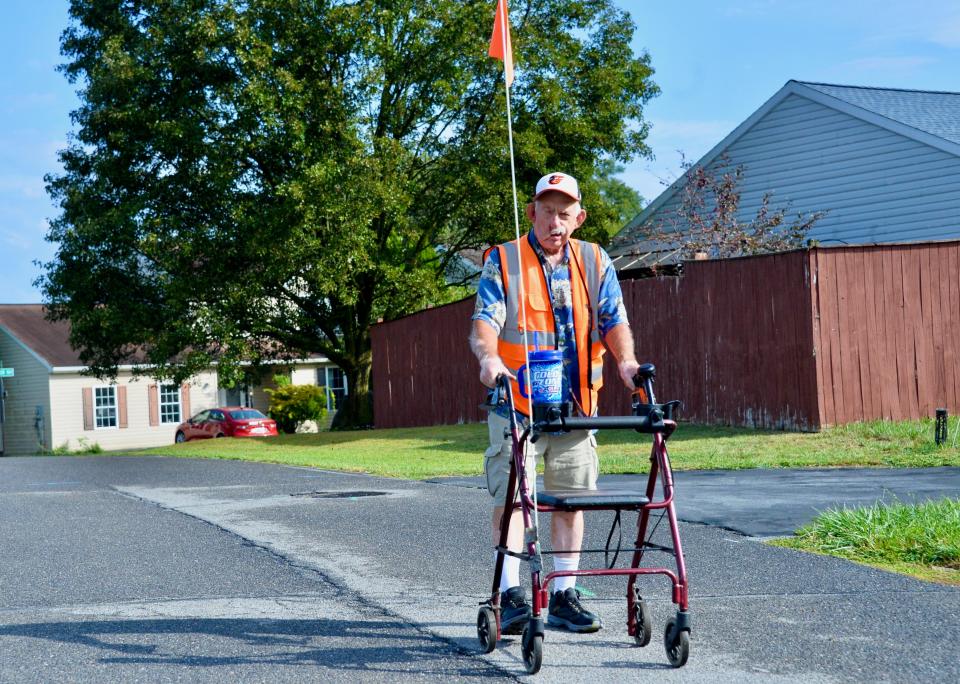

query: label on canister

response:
[528,350,563,405]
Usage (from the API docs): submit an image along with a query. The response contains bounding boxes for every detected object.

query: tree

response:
[639,155,825,260]
[41,0,658,427]
[592,158,644,243]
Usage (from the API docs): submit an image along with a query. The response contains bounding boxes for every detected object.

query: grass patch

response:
[49,437,104,455]
[140,415,960,479]
[600,416,960,473]
[772,497,960,586]
[144,424,491,479]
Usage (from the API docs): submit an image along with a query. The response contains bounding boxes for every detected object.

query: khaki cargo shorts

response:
[484,412,598,507]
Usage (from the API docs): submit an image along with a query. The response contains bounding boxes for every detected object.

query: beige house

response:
[0,305,344,455]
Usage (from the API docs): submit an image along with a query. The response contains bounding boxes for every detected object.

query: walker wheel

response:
[632,595,652,647]
[477,607,497,653]
[664,617,690,668]
[521,624,543,674]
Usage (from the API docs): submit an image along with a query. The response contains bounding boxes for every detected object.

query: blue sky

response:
[1,1,958,303]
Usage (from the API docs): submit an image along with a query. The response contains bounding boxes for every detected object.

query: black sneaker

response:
[500,586,531,635]
[548,588,602,633]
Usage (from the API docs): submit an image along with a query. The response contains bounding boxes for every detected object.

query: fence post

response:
[935,408,948,446]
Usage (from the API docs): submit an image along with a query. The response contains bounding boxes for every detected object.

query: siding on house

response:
[0,303,339,451]
[48,370,220,452]
[0,327,53,454]
[642,93,960,247]
[616,82,960,255]
[291,364,322,386]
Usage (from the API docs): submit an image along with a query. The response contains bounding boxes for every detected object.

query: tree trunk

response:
[331,354,373,429]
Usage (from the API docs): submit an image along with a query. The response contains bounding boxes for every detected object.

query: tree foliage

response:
[41,0,658,427]
[593,158,644,241]
[643,155,826,260]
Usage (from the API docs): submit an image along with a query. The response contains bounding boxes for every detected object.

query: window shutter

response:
[180,383,191,419]
[82,388,93,431]
[118,386,128,429]
[148,385,159,426]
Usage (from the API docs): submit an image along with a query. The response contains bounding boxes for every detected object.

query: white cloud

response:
[723,0,782,17]
[930,15,960,48]
[644,119,735,177]
[840,56,937,72]
[0,134,67,173]
[618,118,736,204]
[617,165,670,206]
[1,91,58,113]
[1,226,39,251]
[649,119,736,140]
[0,174,46,199]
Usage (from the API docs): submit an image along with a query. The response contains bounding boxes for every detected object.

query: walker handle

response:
[562,415,658,431]
[633,362,657,405]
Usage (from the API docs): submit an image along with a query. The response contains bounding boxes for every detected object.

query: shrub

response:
[265,381,328,434]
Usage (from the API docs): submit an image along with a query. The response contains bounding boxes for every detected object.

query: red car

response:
[174,407,278,443]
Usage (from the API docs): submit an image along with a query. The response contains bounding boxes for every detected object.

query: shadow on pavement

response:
[0,617,493,675]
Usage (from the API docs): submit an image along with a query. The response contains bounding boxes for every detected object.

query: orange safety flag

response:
[488,0,514,87]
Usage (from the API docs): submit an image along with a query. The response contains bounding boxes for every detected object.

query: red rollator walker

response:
[476,363,690,674]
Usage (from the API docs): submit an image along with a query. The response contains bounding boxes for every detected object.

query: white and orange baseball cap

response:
[533,172,581,202]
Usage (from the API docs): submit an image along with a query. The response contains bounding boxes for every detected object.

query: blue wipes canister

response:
[518,349,564,406]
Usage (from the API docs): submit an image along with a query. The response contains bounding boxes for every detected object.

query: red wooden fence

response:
[371,242,960,430]
[372,299,481,428]
[811,243,960,426]
[596,249,819,429]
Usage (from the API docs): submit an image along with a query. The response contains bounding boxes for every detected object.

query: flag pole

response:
[496,0,531,413]
[493,0,540,536]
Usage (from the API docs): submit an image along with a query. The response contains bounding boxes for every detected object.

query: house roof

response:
[611,80,960,256]
[0,304,330,371]
[0,304,81,368]
[800,82,960,146]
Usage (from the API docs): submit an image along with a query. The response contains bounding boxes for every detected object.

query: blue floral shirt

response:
[473,232,628,417]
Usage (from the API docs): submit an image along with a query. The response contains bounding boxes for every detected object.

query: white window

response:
[159,384,181,424]
[320,367,348,412]
[95,386,117,429]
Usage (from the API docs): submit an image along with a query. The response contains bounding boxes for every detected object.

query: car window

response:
[192,410,210,422]
[210,410,225,421]
[227,409,267,420]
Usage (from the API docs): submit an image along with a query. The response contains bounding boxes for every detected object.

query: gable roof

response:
[0,304,332,372]
[800,82,960,145]
[611,80,960,256]
[0,305,80,369]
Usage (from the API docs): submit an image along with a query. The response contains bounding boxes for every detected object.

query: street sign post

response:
[0,364,9,428]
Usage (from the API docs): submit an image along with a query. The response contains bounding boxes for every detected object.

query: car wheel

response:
[175,431,186,444]
[215,433,225,438]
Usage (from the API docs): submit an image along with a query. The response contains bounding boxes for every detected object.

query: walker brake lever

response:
[482,374,510,411]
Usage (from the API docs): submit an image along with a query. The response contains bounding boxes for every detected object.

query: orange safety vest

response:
[496,236,605,417]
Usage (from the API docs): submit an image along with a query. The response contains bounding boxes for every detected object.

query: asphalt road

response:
[432,466,960,537]
[1,455,958,682]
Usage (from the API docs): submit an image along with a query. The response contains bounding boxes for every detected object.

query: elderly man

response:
[470,172,640,634]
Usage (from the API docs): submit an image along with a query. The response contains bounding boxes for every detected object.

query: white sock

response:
[497,551,521,591]
[553,555,579,593]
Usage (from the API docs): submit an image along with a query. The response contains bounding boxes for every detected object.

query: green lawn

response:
[772,497,960,586]
[140,416,960,479]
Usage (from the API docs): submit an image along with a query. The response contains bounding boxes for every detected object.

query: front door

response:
[220,385,251,408]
